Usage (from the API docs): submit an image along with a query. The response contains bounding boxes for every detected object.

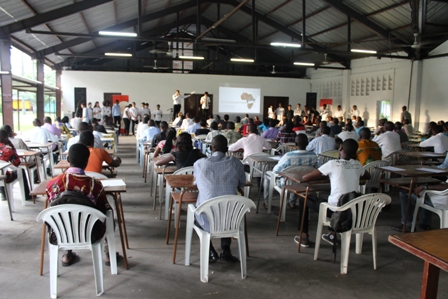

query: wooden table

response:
[402,142,433,152]
[277,171,330,252]
[25,142,56,178]
[16,149,43,189]
[389,229,448,299]
[379,165,448,233]
[33,178,129,275]
[398,151,446,165]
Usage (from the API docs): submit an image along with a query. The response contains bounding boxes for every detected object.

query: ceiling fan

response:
[143,59,170,70]
[149,41,176,56]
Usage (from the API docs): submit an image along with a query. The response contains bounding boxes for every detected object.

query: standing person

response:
[93,101,102,121]
[129,102,139,136]
[172,90,193,121]
[153,104,163,127]
[200,92,211,118]
[75,102,83,118]
[81,103,90,123]
[268,105,276,119]
[333,105,344,120]
[286,105,294,122]
[401,106,412,125]
[194,135,246,262]
[140,103,150,121]
[102,100,112,119]
[350,105,359,118]
[122,104,131,136]
[276,103,285,122]
[112,100,122,133]
[294,104,302,117]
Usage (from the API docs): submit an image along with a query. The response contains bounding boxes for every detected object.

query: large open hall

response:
[1,1,448,298]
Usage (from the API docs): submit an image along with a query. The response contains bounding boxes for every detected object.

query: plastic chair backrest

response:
[242,152,271,166]
[195,195,255,237]
[363,160,390,188]
[421,189,448,209]
[194,134,208,141]
[173,166,194,175]
[37,204,106,247]
[337,193,391,232]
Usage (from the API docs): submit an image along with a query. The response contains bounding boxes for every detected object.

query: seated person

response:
[262,119,279,139]
[330,118,342,137]
[67,122,104,151]
[336,124,357,142]
[46,143,121,266]
[276,121,296,144]
[394,122,408,143]
[403,119,414,135]
[194,135,246,262]
[78,131,121,175]
[205,122,220,142]
[223,122,241,145]
[187,117,201,134]
[357,128,382,166]
[419,124,448,154]
[263,134,317,209]
[372,121,401,160]
[136,115,150,141]
[194,119,210,136]
[296,139,370,247]
[155,133,205,169]
[291,116,306,133]
[153,128,177,158]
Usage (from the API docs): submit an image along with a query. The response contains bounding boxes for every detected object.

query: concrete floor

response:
[1,136,447,299]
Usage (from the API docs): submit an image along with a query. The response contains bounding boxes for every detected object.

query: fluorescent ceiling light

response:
[0,71,10,74]
[105,52,132,57]
[270,42,301,48]
[231,58,254,63]
[351,49,377,54]
[99,31,137,37]
[202,37,236,43]
[294,62,315,66]
[179,56,204,60]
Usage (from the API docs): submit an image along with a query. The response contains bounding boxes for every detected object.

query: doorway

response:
[184,93,213,119]
[263,96,289,120]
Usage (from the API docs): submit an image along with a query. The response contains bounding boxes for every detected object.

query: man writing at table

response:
[296,139,370,247]
[194,135,246,263]
[46,143,121,266]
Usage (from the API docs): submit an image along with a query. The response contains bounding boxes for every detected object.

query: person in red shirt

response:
[46,143,121,266]
[78,131,121,175]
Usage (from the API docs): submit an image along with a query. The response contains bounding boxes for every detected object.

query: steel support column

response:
[36,59,45,121]
[0,37,13,128]
[56,70,62,116]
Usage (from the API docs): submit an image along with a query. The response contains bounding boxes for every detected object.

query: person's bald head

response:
[211,135,228,153]
[340,139,359,160]
[359,127,371,140]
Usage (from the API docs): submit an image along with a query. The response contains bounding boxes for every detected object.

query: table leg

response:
[276,187,287,236]
[403,177,416,233]
[112,193,129,270]
[298,186,311,253]
[166,194,174,244]
[117,192,129,249]
[39,200,48,276]
[172,192,184,264]
[421,261,440,299]
[256,164,266,215]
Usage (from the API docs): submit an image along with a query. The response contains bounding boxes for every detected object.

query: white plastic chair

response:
[5,166,27,213]
[270,143,295,156]
[185,195,255,283]
[242,152,272,196]
[36,204,117,298]
[411,189,448,232]
[266,165,315,219]
[359,160,390,194]
[314,193,391,274]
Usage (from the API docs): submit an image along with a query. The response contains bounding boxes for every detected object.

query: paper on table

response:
[269,156,282,161]
[100,179,126,187]
[416,168,446,173]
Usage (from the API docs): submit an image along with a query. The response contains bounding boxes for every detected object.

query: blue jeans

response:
[399,191,433,227]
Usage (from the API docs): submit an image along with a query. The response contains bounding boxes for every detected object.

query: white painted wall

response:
[61,71,311,121]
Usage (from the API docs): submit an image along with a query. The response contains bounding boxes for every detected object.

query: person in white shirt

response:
[67,122,105,151]
[200,91,211,118]
[276,103,285,122]
[228,124,272,160]
[268,105,276,119]
[187,117,201,134]
[297,139,371,247]
[294,104,302,117]
[102,100,112,119]
[333,105,344,120]
[419,125,448,154]
[181,113,194,130]
[139,102,150,122]
[136,115,150,141]
[92,101,102,121]
[172,90,194,121]
[153,104,163,127]
[320,104,331,120]
[372,121,402,160]
[81,103,91,123]
[306,126,336,157]
[129,102,139,136]
[336,124,357,142]
[350,105,359,118]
